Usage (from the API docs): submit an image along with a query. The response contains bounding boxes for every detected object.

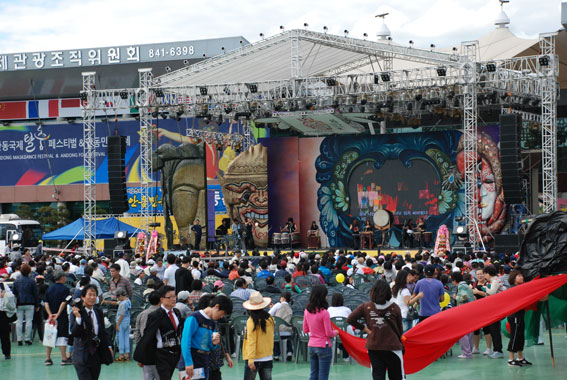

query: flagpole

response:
[545,300,555,367]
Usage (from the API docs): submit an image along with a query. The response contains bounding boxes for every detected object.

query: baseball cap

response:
[214,280,225,289]
[80,259,87,264]
[425,264,436,276]
[177,290,190,301]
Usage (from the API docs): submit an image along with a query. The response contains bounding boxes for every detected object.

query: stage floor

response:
[199,248,424,258]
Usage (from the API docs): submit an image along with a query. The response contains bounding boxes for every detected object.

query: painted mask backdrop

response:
[220,144,268,248]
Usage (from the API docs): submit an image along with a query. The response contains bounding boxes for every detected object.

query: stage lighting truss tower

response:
[539,32,558,214]
[81,72,97,255]
[461,41,479,248]
[80,30,558,248]
[138,68,153,233]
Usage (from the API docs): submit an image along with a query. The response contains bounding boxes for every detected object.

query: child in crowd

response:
[282,274,302,294]
[115,289,131,361]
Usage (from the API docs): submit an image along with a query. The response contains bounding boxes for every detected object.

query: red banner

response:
[335,274,567,374]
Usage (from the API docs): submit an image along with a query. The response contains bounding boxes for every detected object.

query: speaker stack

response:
[107,136,129,214]
[499,114,523,205]
[494,233,524,255]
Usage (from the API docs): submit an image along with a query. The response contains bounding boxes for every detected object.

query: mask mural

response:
[456,131,506,242]
[153,143,206,248]
[220,144,268,247]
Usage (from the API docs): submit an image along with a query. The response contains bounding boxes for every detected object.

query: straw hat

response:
[242,291,271,310]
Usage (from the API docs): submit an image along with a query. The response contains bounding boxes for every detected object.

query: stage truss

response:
[81,30,558,249]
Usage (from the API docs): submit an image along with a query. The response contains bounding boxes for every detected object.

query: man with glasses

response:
[134,286,183,380]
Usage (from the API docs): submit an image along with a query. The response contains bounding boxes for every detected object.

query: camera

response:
[65,295,83,309]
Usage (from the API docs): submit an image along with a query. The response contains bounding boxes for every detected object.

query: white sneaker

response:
[483,349,492,356]
[489,352,504,359]
[230,353,237,358]
[471,348,480,354]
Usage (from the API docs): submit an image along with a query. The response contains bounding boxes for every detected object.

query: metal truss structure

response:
[81,72,96,255]
[138,69,154,233]
[81,29,558,248]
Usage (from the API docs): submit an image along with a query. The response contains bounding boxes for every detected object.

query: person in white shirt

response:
[327,293,354,334]
[154,259,166,280]
[163,255,179,287]
[115,254,130,279]
[391,270,413,332]
[190,260,201,280]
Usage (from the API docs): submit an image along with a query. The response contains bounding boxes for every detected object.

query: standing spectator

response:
[115,253,130,279]
[303,285,338,380]
[484,265,504,359]
[392,270,412,332]
[154,259,166,281]
[133,291,161,380]
[115,289,132,362]
[175,291,193,320]
[70,285,113,380]
[182,295,232,380]
[0,279,14,359]
[175,256,194,294]
[347,280,404,380]
[108,264,133,299]
[44,271,72,365]
[13,263,40,346]
[410,264,444,322]
[471,268,492,355]
[163,254,179,288]
[506,270,532,367]
[191,260,202,281]
[242,292,273,380]
[452,271,475,359]
[134,286,183,380]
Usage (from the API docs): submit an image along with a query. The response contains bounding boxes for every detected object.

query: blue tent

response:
[42,217,142,240]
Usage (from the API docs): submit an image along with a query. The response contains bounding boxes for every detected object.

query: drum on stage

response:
[272,233,282,246]
[281,232,290,245]
[423,232,433,243]
[373,209,393,230]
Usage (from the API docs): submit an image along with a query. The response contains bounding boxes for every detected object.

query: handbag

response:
[406,305,419,322]
[43,320,58,347]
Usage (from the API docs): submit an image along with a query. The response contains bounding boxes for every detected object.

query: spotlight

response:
[247,83,258,93]
[380,72,390,82]
[373,74,380,84]
[409,40,414,47]
[486,61,497,72]
[323,26,328,33]
[344,29,349,37]
[430,43,436,49]
[436,66,447,77]
[363,32,368,40]
[224,106,233,114]
[79,92,88,101]
[183,59,190,66]
[259,33,264,38]
[303,23,309,29]
[452,47,458,52]
[114,231,127,240]
[415,94,422,101]
[165,66,171,72]
[280,25,285,31]
[326,78,337,86]
[223,86,231,95]
[119,89,129,100]
[453,225,467,236]
[199,87,208,96]
[538,55,549,66]
[154,88,164,98]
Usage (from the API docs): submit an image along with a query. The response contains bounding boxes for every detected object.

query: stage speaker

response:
[107,135,129,214]
[494,233,523,255]
[499,114,523,204]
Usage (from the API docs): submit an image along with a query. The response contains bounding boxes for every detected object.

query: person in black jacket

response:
[175,256,193,294]
[12,263,39,345]
[70,284,113,380]
[134,285,183,380]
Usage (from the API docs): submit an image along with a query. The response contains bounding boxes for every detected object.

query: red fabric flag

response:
[335,274,567,374]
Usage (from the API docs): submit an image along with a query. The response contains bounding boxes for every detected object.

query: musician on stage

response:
[281,217,297,233]
[361,219,375,249]
[307,221,320,249]
[401,218,415,248]
[349,219,361,249]
[415,217,426,248]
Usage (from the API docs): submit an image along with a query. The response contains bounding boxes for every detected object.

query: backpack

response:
[0,283,17,322]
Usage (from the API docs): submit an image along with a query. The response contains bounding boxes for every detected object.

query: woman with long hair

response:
[303,285,338,380]
[391,270,413,332]
[347,280,404,380]
[242,291,274,380]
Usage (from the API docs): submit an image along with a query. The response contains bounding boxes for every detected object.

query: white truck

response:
[0,214,42,254]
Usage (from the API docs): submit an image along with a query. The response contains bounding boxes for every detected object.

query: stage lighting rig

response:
[199,87,208,96]
[344,29,349,37]
[323,26,328,33]
[246,83,258,93]
[486,61,497,72]
[326,78,337,86]
[380,72,391,82]
[119,89,129,100]
[154,88,164,98]
[538,55,550,66]
[79,91,88,101]
[436,66,447,77]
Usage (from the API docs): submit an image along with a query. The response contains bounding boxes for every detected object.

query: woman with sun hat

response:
[242,291,274,380]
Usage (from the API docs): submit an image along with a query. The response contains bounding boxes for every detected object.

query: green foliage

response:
[17,204,72,233]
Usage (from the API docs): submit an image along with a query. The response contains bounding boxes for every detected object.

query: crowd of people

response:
[0,245,543,380]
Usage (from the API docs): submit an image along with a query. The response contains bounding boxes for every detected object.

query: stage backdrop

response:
[262,126,506,248]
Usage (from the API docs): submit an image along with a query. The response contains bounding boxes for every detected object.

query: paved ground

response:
[1,329,565,380]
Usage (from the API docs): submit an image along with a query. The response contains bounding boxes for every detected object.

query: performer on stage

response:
[415,217,426,248]
[349,219,361,249]
[281,218,297,233]
[401,218,415,248]
[361,220,375,249]
[307,221,320,249]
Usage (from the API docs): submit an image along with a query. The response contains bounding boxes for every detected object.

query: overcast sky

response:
[0,0,564,53]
